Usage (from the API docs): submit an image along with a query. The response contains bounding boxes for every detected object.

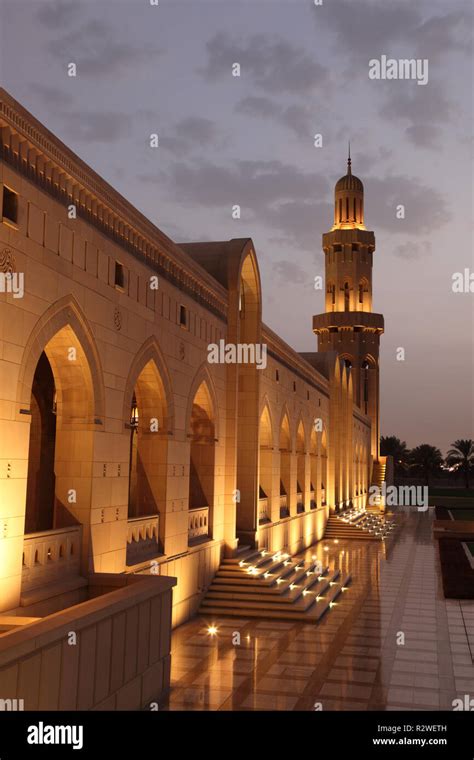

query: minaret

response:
[313,150,384,460]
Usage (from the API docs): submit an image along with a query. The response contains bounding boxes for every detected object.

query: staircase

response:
[199,548,351,622]
[368,459,387,510]
[324,507,397,541]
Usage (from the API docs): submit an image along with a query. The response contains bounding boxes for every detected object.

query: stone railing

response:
[22,525,82,592]
[188,507,209,541]
[279,495,289,518]
[126,515,159,566]
[258,498,270,523]
[0,573,176,710]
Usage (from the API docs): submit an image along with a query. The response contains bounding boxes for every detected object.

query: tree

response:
[409,444,443,486]
[446,439,474,489]
[380,435,409,475]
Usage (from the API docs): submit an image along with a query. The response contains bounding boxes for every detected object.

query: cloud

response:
[323,1,421,60]
[378,82,457,148]
[323,1,470,63]
[160,117,219,156]
[139,157,449,253]
[36,0,80,29]
[141,159,329,211]
[235,96,281,120]
[263,200,330,253]
[273,260,310,285]
[26,82,131,143]
[200,32,328,93]
[59,110,133,142]
[367,176,450,233]
[392,240,432,260]
[321,1,470,144]
[27,83,73,108]
[48,19,162,77]
[235,96,315,139]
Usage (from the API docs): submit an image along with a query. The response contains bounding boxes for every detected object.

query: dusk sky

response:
[0,0,472,453]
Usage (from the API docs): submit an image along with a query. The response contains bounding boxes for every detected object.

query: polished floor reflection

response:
[166,509,474,710]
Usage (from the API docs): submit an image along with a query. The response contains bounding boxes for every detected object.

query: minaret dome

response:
[332,145,365,230]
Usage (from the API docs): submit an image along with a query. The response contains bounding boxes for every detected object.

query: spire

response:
[347,141,351,175]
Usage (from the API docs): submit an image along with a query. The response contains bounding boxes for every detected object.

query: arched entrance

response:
[310,424,318,509]
[188,380,215,544]
[279,412,291,518]
[258,405,273,523]
[21,316,100,591]
[25,352,57,533]
[125,357,168,562]
[321,429,328,507]
[296,420,306,513]
[127,359,168,520]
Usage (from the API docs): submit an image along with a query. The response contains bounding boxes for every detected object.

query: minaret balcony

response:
[323,229,375,248]
[312,311,384,334]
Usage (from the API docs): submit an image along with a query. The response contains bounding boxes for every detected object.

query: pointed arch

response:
[185,363,220,441]
[279,409,291,451]
[16,294,105,422]
[122,336,174,433]
[295,416,307,512]
[296,416,306,454]
[238,249,262,341]
[259,403,273,449]
[187,367,218,540]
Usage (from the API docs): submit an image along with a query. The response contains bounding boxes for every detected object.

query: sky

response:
[0,0,472,454]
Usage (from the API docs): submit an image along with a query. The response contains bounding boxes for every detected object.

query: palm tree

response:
[446,439,474,489]
[380,436,409,475]
[409,444,443,486]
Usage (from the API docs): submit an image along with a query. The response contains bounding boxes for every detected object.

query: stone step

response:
[200,573,352,622]
[221,548,265,566]
[214,556,301,585]
[206,568,336,606]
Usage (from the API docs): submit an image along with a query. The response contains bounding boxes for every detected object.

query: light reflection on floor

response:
[165,509,474,711]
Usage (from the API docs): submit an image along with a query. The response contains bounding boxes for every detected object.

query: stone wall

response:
[0,573,175,711]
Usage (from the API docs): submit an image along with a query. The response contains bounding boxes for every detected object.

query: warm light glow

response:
[207,625,218,636]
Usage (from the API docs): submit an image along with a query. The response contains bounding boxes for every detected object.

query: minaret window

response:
[339,199,342,223]
[331,284,336,306]
[359,283,364,304]
[362,360,370,414]
[353,198,357,221]
[344,282,350,311]
[346,198,349,221]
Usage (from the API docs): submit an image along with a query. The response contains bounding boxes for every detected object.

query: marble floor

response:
[166,508,474,710]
